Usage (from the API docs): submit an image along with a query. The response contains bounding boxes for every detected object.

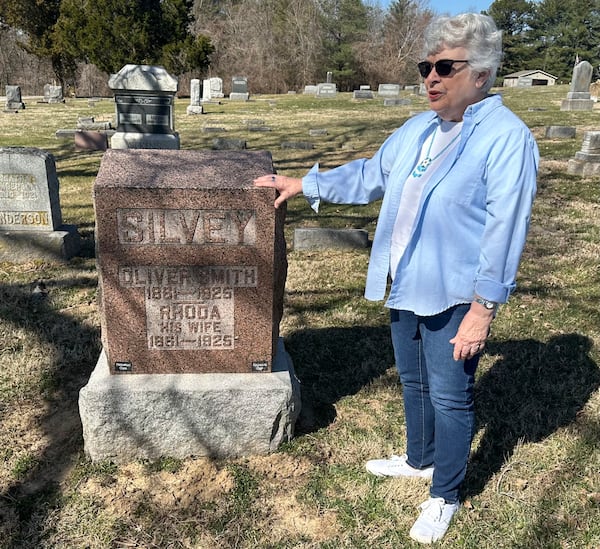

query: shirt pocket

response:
[431,154,487,207]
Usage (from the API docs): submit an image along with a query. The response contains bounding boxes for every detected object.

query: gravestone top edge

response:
[108,64,178,92]
[95,149,274,190]
[0,146,54,160]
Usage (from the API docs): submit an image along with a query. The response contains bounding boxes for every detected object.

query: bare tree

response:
[191,0,327,92]
[354,0,432,86]
[0,25,54,94]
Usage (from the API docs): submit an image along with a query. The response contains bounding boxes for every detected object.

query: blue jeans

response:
[390,305,479,503]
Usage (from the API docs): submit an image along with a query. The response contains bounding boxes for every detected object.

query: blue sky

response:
[426,0,492,15]
[379,1,493,15]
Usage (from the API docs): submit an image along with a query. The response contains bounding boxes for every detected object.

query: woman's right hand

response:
[253,174,303,209]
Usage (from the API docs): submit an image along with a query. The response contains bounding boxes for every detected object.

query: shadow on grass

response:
[0,277,101,546]
[464,332,600,500]
[284,325,394,434]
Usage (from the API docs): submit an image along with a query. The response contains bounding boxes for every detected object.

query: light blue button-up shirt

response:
[301,94,539,316]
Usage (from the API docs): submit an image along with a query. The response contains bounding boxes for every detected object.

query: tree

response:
[0,0,76,87]
[158,0,214,74]
[318,0,371,90]
[488,0,600,80]
[52,0,213,76]
[383,0,432,83]
[484,0,536,76]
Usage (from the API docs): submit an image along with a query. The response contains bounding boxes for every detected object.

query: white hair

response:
[423,13,502,93]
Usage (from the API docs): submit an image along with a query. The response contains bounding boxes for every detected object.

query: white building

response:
[502,70,558,87]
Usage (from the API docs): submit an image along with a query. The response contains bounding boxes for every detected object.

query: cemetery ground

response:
[0,86,599,548]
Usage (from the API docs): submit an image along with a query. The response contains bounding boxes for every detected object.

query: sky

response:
[426,0,492,15]
[380,1,494,16]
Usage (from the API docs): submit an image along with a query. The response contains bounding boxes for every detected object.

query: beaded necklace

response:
[411,127,461,178]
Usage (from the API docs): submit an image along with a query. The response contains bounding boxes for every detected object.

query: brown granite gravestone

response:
[93,149,286,374]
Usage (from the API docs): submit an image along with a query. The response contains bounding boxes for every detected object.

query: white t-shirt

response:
[390,120,463,278]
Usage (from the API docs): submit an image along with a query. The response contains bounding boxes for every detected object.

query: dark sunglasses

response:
[417,59,469,78]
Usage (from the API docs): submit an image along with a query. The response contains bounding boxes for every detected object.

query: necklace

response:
[411,127,461,178]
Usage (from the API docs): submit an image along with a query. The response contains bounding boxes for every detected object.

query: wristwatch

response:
[474,296,498,311]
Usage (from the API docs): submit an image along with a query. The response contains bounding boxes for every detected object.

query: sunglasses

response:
[417,59,470,78]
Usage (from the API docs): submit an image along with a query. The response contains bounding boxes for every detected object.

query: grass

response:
[0,84,599,548]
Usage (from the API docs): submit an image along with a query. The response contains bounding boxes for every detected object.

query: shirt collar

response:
[426,93,502,126]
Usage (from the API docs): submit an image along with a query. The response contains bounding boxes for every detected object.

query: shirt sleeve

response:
[474,126,539,302]
[301,128,406,213]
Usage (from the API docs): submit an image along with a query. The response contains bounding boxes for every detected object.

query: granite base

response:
[186,105,204,115]
[560,99,594,111]
[567,158,600,176]
[229,92,250,101]
[0,224,81,262]
[79,338,301,463]
[110,131,180,150]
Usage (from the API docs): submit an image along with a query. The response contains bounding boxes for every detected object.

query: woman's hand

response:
[449,302,495,361]
[254,174,303,208]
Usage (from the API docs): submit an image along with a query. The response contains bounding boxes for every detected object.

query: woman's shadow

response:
[463,333,600,499]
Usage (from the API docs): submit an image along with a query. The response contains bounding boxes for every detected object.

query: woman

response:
[255,13,538,544]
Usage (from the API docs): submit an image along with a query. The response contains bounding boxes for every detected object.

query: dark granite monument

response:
[109,64,180,149]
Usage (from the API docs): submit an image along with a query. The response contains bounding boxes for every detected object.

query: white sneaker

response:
[409,497,460,544]
[365,454,434,479]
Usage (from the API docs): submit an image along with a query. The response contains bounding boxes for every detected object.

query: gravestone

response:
[567,131,600,175]
[545,126,576,139]
[109,64,180,149]
[202,77,224,101]
[4,85,25,111]
[303,85,318,95]
[212,138,247,150]
[74,131,109,151]
[377,84,401,98]
[384,98,411,107]
[294,228,369,250]
[93,149,286,375]
[316,83,337,98]
[281,141,313,150]
[230,76,250,101]
[326,72,333,84]
[186,78,203,115]
[561,61,594,111]
[353,89,374,100]
[80,148,299,462]
[44,84,64,104]
[0,147,80,261]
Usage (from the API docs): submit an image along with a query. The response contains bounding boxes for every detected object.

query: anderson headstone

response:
[0,147,80,261]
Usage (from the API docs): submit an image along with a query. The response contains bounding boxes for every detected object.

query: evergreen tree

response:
[0,0,76,87]
[318,0,371,90]
[526,0,600,79]
[484,0,536,76]
[52,0,213,75]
